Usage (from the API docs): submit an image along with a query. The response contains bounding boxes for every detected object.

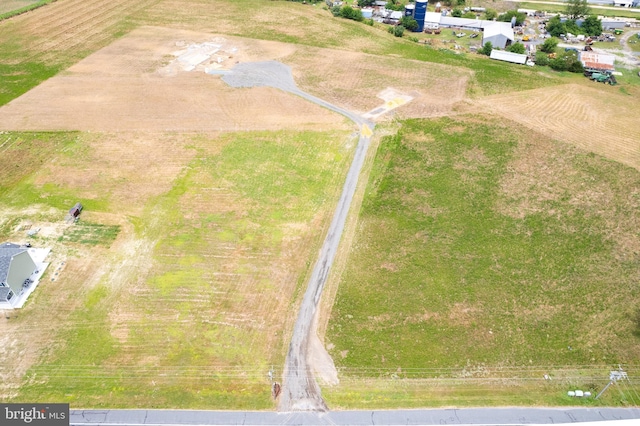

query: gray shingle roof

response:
[0,286,11,301]
[0,242,28,284]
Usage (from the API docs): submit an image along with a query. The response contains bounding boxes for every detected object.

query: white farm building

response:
[423,14,514,49]
[482,23,516,50]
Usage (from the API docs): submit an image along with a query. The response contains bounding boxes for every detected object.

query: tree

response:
[483,9,497,20]
[566,0,590,20]
[549,50,583,73]
[452,8,463,17]
[339,5,363,21]
[357,0,375,6]
[507,42,526,54]
[480,41,493,56]
[581,15,602,36]
[462,11,476,19]
[540,37,559,53]
[546,15,566,37]
[497,10,527,26]
[400,16,419,32]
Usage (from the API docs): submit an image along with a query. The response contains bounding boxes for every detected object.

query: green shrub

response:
[339,5,363,21]
[480,41,493,56]
[497,10,526,26]
[535,51,550,66]
[549,50,583,72]
[507,42,526,54]
[388,25,405,37]
[540,37,559,53]
[400,16,419,32]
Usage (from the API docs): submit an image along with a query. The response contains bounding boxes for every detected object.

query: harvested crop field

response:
[0,26,470,132]
[0,27,349,132]
[475,84,640,171]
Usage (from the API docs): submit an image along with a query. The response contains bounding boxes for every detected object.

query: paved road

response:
[69,407,640,425]
[508,0,640,12]
[223,61,374,411]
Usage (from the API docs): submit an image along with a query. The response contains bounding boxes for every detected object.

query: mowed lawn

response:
[326,116,640,408]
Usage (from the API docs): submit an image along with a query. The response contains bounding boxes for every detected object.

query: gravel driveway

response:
[222,61,374,411]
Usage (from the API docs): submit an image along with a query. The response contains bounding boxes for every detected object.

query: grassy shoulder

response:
[325,115,640,408]
[0,0,55,19]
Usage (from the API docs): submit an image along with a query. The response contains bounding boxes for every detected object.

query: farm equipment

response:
[585,71,617,85]
[614,29,623,35]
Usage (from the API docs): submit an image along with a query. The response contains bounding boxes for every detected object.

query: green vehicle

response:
[589,72,617,85]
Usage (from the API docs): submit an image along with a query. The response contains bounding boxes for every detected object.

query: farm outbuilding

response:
[482,23,515,49]
[579,51,616,72]
[490,50,528,65]
[69,202,83,218]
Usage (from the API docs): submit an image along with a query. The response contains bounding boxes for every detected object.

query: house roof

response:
[0,286,11,301]
[0,242,28,284]
[483,22,515,41]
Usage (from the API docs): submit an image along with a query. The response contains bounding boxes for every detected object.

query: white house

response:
[0,242,50,309]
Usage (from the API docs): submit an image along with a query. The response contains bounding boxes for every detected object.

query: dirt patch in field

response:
[475,84,640,171]
[285,47,471,118]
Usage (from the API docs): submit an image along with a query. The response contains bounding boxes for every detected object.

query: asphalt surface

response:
[69,407,640,425]
[224,61,373,411]
[508,0,640,12]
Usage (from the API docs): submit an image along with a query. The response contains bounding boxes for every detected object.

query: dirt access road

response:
[221,60,373,412]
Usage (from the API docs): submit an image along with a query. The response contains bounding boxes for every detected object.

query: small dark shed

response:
[69,202,83,218]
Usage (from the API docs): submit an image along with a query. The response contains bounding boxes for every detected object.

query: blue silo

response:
[414,0,427,32]
[404,4,415,17]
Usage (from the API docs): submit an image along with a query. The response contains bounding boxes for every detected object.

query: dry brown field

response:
[0,26,469,132]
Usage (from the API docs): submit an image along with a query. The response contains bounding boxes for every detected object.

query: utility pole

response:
[595,366,628,400]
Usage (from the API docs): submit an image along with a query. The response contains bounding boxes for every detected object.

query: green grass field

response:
[4,129,354,408]
[1,0,639,410]
[325,115,640,407]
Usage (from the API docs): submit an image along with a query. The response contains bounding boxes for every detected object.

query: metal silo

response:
[404,4,415,17]
[414,0,427,32]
